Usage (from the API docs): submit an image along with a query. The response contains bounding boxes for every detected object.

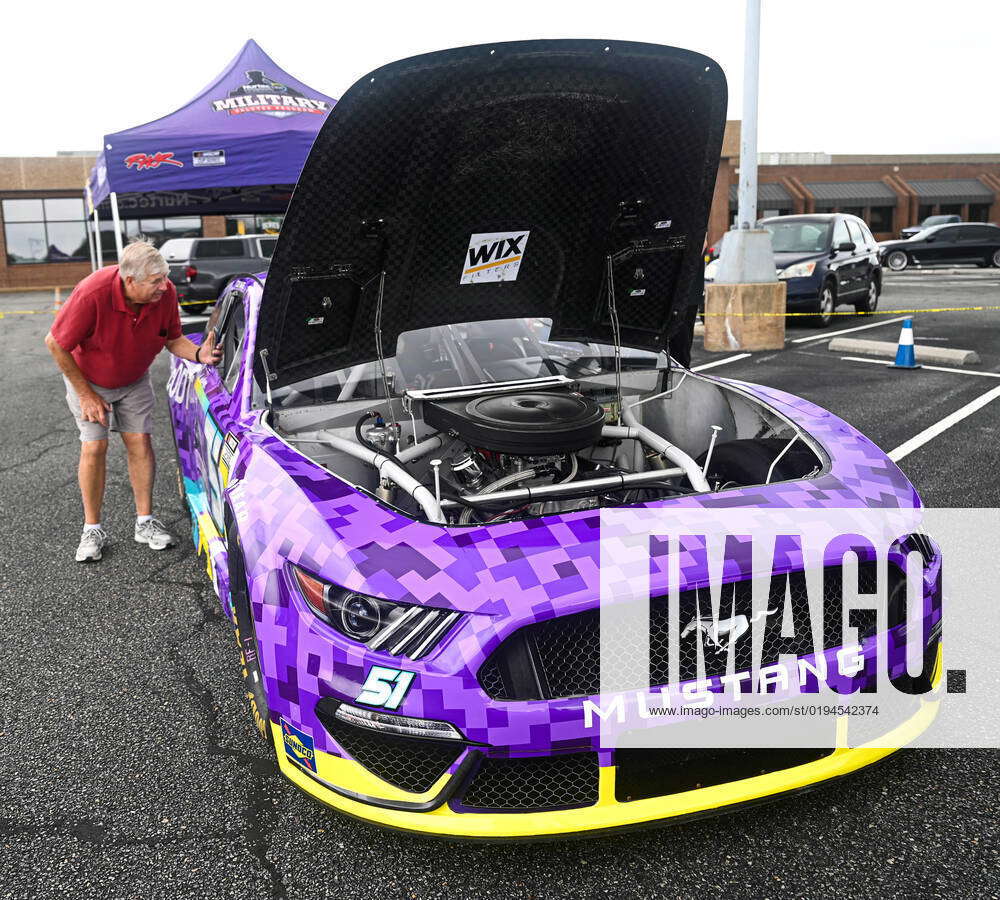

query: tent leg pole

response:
[93,205,103,269]
[87,221,98,272]
[84,185,97,272]
[110,191,124,260]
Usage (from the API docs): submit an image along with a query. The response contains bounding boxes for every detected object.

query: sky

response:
[5,0,999,158]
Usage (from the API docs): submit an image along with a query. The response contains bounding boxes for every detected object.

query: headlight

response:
[778,260,818,279]
[333,702,464,741]
[291,566,460,659]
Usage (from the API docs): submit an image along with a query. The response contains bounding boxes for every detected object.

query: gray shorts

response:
[64,372,156,442]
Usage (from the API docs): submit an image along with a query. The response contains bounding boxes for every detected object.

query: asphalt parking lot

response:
[1,270,998,899]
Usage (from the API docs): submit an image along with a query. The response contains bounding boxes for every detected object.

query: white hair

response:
[119,239,168,281]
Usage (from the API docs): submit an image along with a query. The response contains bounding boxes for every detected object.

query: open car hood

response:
[254,39,727,390]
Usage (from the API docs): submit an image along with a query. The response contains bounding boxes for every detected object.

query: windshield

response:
[268,318,669,407]
[762,221,831,253]
[908,225,945,241]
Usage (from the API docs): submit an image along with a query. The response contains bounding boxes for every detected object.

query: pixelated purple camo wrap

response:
[231,398,926,758]
[169,278,933,762]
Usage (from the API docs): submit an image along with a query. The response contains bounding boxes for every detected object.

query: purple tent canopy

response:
[87,39,335,211]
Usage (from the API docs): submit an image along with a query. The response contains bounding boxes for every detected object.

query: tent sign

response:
[193,150,227,168]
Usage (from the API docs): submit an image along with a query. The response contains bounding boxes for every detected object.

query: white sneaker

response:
[134,517,176,551]
[76,527,108,563]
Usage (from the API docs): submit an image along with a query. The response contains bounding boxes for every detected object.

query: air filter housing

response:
[423,389,605,456]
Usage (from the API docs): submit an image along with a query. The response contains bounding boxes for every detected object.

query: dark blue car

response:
[762,214,882,326]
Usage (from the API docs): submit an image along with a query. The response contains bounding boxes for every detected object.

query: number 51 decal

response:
[356,666,415,710]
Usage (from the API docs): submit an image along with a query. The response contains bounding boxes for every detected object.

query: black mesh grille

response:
[615,747,834,803]
[479,563,882,701]
[316,706,462,794]
[459,752,599,811]
[478,658,506,698]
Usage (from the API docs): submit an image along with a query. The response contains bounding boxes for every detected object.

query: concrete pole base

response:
[704,281,787,351]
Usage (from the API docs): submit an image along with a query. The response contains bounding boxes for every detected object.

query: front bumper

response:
[781,272,824,304]
[272,646,942,839]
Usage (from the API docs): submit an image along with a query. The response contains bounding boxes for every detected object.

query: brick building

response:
[709,121,1000,247]
[2,128,999,289]
[0,152,240,291]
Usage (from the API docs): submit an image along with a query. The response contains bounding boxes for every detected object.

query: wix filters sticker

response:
[460,231,529,284]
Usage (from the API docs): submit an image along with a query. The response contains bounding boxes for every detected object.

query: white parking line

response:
[887,279,1000,286]
[888,384,1000,462]
[692,353,751,372]
[839,356,1000,378]
[790,315,907,344]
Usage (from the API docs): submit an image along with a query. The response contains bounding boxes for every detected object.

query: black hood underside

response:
[255,39,727,390]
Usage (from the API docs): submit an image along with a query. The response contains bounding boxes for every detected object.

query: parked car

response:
[899,214,960,240]
[879,223,1000,271]
[168,40,940,839]
[160,234,278,315]
[706,214,882,326]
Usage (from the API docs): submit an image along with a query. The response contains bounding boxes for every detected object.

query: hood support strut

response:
[364,217,399,435]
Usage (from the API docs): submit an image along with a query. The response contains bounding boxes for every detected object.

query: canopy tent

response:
[85,39,335,267]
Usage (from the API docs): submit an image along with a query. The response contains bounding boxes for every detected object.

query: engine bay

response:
[270,368,825,526]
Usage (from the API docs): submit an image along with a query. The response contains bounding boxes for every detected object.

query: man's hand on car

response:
[197,330,224,366]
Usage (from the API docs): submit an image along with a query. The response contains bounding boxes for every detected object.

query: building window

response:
[124,216,203,249]
[918,204,935,222]
[867,206,894,233]
[939,203,962,216]
[225,214,283,236]
[96,216,203,261]
[839,206,865,218]
[3,197,89,264]
[969,203,991,223]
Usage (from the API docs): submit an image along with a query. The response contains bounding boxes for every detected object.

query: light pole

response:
[736,0,761,233]
[704,0,785,352]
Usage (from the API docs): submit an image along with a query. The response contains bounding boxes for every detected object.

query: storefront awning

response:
[909,179,995,204]
[728,182,792,208]
[806,181,897,206]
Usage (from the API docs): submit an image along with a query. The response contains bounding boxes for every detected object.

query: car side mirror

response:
[836,241,856,252]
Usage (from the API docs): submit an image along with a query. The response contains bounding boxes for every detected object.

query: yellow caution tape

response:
[703,306,1000,317]
[0,297,219,318]
[4,303,999,321]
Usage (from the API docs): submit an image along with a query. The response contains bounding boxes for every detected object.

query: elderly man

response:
[45,239,222,562]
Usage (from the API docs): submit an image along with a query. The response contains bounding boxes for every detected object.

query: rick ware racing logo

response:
[211,69,330,118]
[124,152,183,170]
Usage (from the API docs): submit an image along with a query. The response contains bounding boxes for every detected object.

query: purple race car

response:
[168,40,941,838]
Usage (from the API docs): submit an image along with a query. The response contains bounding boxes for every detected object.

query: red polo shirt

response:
[51,265,182,389]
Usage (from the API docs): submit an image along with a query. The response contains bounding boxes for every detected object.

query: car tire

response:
[992,249,1000,268]
[854,276,879,315]
[227,517,271,742]
[183,302,208,316]
[811,281,837,327]
[886,250,909,272]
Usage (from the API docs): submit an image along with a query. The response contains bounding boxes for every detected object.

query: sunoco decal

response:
[460,231,529,284]
[211,69,330,118]
[280,718,317,772]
